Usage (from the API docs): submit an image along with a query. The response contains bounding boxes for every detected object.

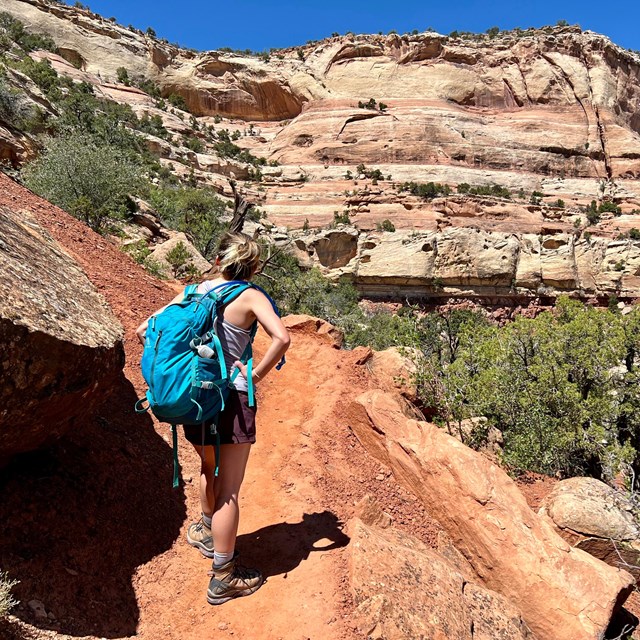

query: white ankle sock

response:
[202,513,212,528]
[213,551,234,568]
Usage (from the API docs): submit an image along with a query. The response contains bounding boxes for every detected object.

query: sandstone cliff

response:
[2,0,640,301]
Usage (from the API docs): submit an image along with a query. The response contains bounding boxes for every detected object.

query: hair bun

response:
[217,232,261,280]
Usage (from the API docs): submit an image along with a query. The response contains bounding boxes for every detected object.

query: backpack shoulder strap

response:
[183,283,200,300]
[218,281,252,306]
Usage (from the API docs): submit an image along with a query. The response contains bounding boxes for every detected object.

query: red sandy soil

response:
[0,173,636,639]
[0,174,441,640]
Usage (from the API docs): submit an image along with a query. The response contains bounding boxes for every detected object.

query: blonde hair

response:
[216,232,261,280]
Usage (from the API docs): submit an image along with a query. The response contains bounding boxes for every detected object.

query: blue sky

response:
[78,0,640,53]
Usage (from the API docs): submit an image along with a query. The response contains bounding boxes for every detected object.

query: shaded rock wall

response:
[0,203,124,463]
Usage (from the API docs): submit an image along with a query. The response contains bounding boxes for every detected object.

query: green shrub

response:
[18,56,61,97]
[598,200,622,215]
[629,228,640,240]
[457,183,511,199]
[148,186,226,258]
[136,113,170,140]
[530,190,543,205]
[184,136,204,153]
[402,181,451,199]
[122,239,151,264]
[333,210,350,225]
[586,201,601,225]
[53,82,144,158]
[413,298,640,482]
[377,219,396,232]
[136,78,161,98]
[358,98,378,110]
[116,66,130,86]
[168,93,188,111]
[255,249,358,327]
[0,12,56,53]
[212,138,265,166]
[23,133,142,232]
[165,240,191,276]
[0,76,32,127]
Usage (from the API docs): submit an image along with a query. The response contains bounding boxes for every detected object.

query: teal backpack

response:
[135,281,284,486]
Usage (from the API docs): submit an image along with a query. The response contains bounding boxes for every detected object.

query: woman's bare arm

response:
[234,289,290,381]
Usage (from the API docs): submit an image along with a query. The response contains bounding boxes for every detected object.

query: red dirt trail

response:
[0,174,444,640]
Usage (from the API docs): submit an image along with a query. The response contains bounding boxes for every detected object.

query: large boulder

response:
[350,390,635,640]
[539,477,640,541]
[540,477,640,580]
[0,205,124,463]
[350,518,533,640]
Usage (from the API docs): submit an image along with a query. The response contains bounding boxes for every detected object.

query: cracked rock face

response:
[0,204,124,463]
[539,478,640,580]
[293,227,640,299]
[350,390,635,640]
[540,477,640,540]
[349,518,534,640]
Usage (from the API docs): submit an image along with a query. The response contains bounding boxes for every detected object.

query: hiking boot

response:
[206,556,264,605]
[186,518,214,558]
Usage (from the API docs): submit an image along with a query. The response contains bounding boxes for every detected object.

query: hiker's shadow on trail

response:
[0,374,186,639]
[237,511,350,578]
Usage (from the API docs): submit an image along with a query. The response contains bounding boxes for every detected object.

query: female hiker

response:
[136,231,290,604]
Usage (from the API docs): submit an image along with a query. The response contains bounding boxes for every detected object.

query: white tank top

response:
[197,281,252,392]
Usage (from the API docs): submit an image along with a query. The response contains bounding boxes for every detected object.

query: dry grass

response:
[0,570,19,619]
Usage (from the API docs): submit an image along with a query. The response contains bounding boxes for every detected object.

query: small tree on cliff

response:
[148,186,226,259]
[116,66,130,86]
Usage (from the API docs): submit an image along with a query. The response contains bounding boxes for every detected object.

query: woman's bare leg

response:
[191,443,216,517]
[211,443,252,553]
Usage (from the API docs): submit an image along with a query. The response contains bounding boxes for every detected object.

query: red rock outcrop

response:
[0,197,124,463]
[350,389,635,640]
[349,518,534,640]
